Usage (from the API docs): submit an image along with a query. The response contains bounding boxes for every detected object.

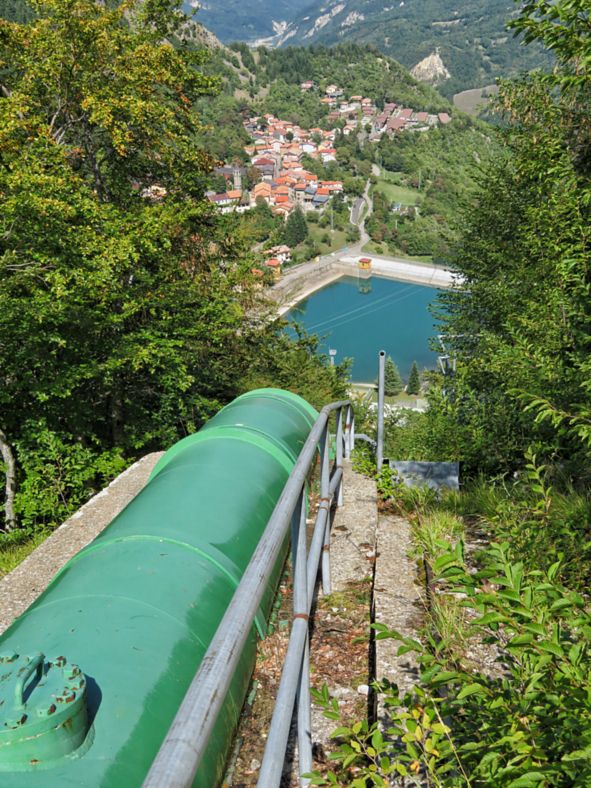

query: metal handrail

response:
[143,400,355,788]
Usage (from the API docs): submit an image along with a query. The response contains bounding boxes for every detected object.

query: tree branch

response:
[0,427,17,531]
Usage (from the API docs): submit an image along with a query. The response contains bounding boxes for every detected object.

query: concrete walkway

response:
[374,512,421,723]
[329,459,378,592]
[308,461,421,754]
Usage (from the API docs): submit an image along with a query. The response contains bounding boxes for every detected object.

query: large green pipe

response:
[0,388,318,786]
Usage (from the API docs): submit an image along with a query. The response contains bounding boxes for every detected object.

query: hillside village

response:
[206,84,452,228]
[207,114,342,218]
[311,82,451,139]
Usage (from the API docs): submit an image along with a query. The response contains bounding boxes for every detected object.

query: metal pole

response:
[319,425,331,596]
[143,402,348,788]
[298,638,312,784]
[344,404,352,460]
[258,467,342,788]
[336,406,344,507]
[307,467,341,604]
[293,490,312,783]
[377,350,385,471]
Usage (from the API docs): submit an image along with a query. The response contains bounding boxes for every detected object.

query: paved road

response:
[350,195,365,225]
[348,177,372,252]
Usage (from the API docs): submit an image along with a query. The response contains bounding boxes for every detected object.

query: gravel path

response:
[374,512,422,722]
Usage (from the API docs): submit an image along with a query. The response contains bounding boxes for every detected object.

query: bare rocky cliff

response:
[410,50,451,85]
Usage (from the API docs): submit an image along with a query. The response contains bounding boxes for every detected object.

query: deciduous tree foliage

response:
[435,0,591,478]
[0,1,345,531]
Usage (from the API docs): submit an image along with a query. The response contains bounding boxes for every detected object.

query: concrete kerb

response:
[0,452,163,635]
[272,256,454,317]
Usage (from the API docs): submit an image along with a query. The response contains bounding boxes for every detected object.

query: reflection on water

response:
[287,275,440,382]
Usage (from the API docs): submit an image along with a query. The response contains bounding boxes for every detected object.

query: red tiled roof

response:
[388,118,407,130]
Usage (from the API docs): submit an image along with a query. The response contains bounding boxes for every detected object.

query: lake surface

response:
[287,275,440,382]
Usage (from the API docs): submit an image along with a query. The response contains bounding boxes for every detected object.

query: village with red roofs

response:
[205,83,452,279]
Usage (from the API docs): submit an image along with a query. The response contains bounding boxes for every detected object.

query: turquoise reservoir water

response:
[287,275,440,382]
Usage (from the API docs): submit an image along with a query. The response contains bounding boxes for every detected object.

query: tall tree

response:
[0,3,272,529]
[284,206,308,247]
[434,0,591,476]
[407,361,420,395]
[383,356,403,397]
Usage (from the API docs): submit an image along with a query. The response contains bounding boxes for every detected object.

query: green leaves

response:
[0,1,347,531]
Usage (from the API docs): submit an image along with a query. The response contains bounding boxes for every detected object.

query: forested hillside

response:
[181,0,312,44]
[0,0,346,545]
[0,0,32,22]
[215,0,551,97]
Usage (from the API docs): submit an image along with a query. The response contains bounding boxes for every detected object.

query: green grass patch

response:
[350,384,423,407]
[360,240,433,263]
[306,225,349,254]
[0,530,50,579]
[373,176,422,206]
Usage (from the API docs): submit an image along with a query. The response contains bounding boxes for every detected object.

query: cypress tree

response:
[284,206,308,247]
[383,356,403,396]
[407,361,420,395]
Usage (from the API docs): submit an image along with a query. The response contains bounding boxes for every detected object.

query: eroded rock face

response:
[410,49,451,85]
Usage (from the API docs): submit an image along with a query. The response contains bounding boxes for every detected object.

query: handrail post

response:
[292,490,312,783]
[336,406,344,507]
[319,424,331,596]
[344,404,352,459]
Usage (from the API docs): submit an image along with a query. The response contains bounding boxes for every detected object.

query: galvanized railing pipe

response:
[143,400,350,788]
[320,424,332,597]
[293,490,312,780]
[257,431,346,787]
[377,349,386,471]
[336,407,344,507]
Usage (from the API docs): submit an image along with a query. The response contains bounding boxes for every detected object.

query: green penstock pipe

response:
[0,388,318,786]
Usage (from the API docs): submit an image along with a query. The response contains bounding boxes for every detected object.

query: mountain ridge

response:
[189,0,551,97]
